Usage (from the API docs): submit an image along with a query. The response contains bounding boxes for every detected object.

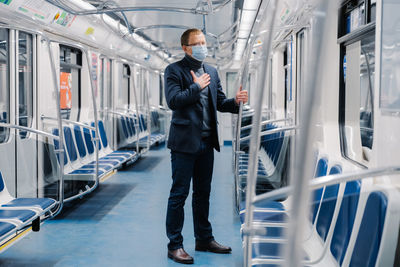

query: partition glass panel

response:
[0,29,9,143]
[59,45,82,120]
[18,32,33,138]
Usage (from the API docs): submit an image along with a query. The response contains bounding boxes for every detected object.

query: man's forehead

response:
[189,32,205,40]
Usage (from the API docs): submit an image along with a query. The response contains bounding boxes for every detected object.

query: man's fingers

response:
[190,70,196,80]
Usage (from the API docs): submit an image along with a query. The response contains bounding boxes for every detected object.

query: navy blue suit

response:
[165,55,238,250]
[165,57,239,154]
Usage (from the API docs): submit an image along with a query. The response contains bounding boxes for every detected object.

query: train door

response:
[15,31,37,197]
[296,29,307,125]
[100,57,114,148]
[0,28,16,196]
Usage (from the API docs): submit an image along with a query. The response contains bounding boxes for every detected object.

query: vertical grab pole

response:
[283,1,335,267]
[46,39,64,216]
[243,1,278,266]
[131,65,140,154]
[233,9,256,212]
[144,71,151,151]
[84,50,100,187]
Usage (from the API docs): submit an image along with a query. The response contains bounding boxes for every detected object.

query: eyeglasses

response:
[185,42,206,46]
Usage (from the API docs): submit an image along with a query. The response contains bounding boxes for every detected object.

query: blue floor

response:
[0,145,243,267]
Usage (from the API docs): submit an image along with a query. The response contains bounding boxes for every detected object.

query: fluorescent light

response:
[234,0,261,61]
[243,0,260,10]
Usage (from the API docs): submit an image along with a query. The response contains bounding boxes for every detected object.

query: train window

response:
[0,29,10,143]
[296,30,306,124]
[18,32,34,138]
[159,74,165,107]
[122,64,130,108]
[226,72,237,99]
[59,45,82,120]
[100,58,112,118]
[340,31,375,163]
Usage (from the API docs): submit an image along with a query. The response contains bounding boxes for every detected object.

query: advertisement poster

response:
[60,72,72,110]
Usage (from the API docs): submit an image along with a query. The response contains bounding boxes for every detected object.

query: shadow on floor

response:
[123,155,164,172]
[0,259,58,267]
[53,183,136,221]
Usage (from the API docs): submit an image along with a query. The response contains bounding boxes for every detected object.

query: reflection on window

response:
[0,29,9,143]
[122,64,130,109]
[60,45,82,120]
[100,58,112,118]
[226,72,237,99]
[18,32,33,138]
[159,74,165,107]
[341,32,375,163]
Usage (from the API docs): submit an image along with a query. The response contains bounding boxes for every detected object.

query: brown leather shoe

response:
[195,240,232,254]
[168,248,194,264]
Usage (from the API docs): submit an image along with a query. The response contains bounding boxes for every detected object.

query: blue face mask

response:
[191,45,208,62]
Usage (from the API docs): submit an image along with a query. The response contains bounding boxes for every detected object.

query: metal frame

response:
[0,23,65,217]
[41,116,96,131]
[44,0,233,16]
[239,126,298,142]
[0,123,60,141]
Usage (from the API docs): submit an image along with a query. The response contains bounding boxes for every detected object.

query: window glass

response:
[296,31,306,124]
[0,29,9,143]
[18,32,33,138]
[226,72,237,99]
[159,74,165,107]
[122,64,130,109]
[341,32,375,163]
[59,45,82,120]
[100,58,112,118]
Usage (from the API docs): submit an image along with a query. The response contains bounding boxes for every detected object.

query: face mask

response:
[191,45,208,62]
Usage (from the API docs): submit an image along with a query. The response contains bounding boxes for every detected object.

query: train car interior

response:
[0,0,399,266]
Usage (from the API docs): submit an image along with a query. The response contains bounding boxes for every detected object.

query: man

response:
[164,28,248,264]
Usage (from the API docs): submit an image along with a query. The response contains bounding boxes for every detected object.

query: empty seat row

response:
[117,112,165,149]
[240,156,400,266]
[53,120,139,178]
[0,171,56,246]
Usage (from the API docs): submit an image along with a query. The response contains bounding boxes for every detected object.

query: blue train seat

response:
[330,180,361,265]
[349,191,387,267]
[0,172,56,225]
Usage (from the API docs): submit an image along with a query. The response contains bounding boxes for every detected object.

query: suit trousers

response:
[166,138,215,250]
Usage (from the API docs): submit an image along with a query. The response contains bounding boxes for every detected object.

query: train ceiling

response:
[45,0,247,67]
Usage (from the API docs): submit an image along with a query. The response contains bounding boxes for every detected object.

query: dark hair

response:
[181,28,203,46]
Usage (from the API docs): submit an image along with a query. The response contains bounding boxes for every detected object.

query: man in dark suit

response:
[165,28,248,264]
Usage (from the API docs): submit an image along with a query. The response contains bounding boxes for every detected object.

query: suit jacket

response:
[164,57,239,153]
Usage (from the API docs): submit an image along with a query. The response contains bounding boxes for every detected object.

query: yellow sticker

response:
[85,27,95,35]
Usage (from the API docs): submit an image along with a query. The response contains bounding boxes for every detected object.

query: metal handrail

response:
[252,165,400,205]
[0,123,60,141]
[243,165,400,266]
[240,118,292,131]
[44,0,233,16]
[41,116,96,131]
[240,125,297,142]
[103,110,137,120]
[242,1,278,266]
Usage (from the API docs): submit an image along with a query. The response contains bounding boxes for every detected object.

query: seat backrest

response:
[128,117,136,135]
[330,179,361,265]
[0,172,13,203]
[63,126,78,163]
[311,157,329,223]
[73,125,87,158]
[349,191,387,267]
[95,121,109,149]
[316,165,342,241]
[52,128,68,166]
[82,127,95,155]
[119,116,129,138]
[90,126,103,152]
[123,117,133,137]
